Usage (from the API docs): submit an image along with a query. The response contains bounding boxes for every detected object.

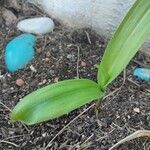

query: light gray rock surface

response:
[29,0,150,55]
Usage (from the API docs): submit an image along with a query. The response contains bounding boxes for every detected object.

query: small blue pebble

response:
[134,68,150,81]
[5,34,36,72]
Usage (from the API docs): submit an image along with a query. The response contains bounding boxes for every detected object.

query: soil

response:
[0,1,150,150]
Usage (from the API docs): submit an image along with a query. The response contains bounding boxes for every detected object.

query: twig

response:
[81,134,94,145]
[80,142,93,150]
[70,134,94,150]
[127,78,140,87]
[21,123,30,132]
[133,59,149,68]
[111,122,123,130]
[67,45,80,78]
[76,46,80,79]
[59,140,69,149]
[0,140,19,147]
[0,101,12,112]
[85,31,92,44]
[4,135,24,140]
[69,142,82,150]
[127,78,150,93]
[96,135,108,142]
[42,36,48,51]
[44,104,95,149]
[109,130,150,150]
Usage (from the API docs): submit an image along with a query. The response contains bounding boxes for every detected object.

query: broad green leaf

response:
[10,79,104,125]
[98,0,150,89]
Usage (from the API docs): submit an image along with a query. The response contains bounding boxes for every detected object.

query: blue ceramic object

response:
[134,68,150,81]
[5,34,36,72]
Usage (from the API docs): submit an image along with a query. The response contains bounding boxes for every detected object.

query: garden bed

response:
[0,1,150,150]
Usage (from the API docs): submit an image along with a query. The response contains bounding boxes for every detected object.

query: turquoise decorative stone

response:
[5,34,36,72]
[134,68,150,81]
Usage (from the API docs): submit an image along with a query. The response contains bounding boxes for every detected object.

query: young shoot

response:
[10,0,150,125]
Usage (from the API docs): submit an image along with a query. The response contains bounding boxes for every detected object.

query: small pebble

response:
[45,58,50,62]
[127,115,131,119]
[5,34,36,72]
[81,61,86,67]
[42,79,47,84]
[30,65,37,72]
[2,8,17,26]
[46,51,51,57]
[67,54,75,61]
[17,17,55,35]
[16,79,24,87]
[134,68,150,81]
[67,54,73,59]
[48,70,54,75]
[133,108,140,113]
[42,133,47,137]
[36,48,42,53]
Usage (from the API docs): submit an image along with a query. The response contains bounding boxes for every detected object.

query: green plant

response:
[10,0,150,125]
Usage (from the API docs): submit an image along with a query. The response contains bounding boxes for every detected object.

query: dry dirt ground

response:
[0,1,150,150]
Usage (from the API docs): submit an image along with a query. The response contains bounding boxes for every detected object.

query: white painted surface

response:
[29,0,150,54]
[17,17,54,35]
